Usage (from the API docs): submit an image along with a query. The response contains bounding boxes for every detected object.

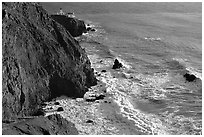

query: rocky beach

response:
[2,2,202,135]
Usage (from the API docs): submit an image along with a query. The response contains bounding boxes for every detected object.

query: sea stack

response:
[112,59,123,69]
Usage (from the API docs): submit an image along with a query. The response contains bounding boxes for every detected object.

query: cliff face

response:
[51,15,87,37]
[2,2,97,121]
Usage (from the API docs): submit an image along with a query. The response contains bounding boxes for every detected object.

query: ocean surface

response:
[42,3,202,135]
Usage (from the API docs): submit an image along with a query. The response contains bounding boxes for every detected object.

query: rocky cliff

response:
[3,114,78,135]
[51,15,87,37]
[2,2,97,121]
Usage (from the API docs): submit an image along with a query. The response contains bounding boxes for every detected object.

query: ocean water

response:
[42,3,202,135]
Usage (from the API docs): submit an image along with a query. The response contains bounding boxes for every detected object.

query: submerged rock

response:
[2,114,78,135]
[2,2,97,121]
[183,73,197,82]
[112,59,123,69]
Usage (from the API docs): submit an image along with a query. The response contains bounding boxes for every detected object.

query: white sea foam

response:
[98,68,170,135]
[172,57,202,80]
[115,57,132,70]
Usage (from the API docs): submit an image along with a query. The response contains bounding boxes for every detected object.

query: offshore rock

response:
[2,2,97,121]
[2,114,78,135]
[51,15,87,37]
[112,59,123,69]
[183,73,197,82]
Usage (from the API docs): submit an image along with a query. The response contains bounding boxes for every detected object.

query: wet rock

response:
[101,70,107,73]
[90,28,96,32]
[57,107,64,112]
[95,100,100,103]
[184,73,197,82]
[32,108,45,116]
[54,102,60,105]
[86,27,92,31]
[86,120,93,123]
[112,59,123,69]
[41,103,47,107]
[84,92,105,102]
[95,94,105,100]
[87,27,96,32]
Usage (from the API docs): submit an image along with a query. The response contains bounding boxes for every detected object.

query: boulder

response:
[101,70,107,73]
[54,102,60,105]
[183,73,197,82]
[2,2,97,121]
[112,59,123,69]
[57,107,64,112]
[86,27,92,31]
[86,120,93,123]
[84,92,105,102]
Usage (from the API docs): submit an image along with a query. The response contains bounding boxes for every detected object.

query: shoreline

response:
[43,53,145,134]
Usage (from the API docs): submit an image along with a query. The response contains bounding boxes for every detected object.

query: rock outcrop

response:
[2,2,97,121]
[51,15,87,37]
[183,73,197,82]
[2,114,78,135]
[112,59,123,69]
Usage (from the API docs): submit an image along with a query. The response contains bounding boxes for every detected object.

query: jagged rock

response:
[54,102,60,105]
[51,15,87,37]
[86,27,96,32]
[86,120,93,123]
[57,107,64,112]
[32,108,45,116]
[2,114,78,135]
[112,59,123,69]
[95,94,105,100]
[90,28,96,32]
[86,27,92,31]
[2,2,97,121]
[101,70,106,73]
[183,73,197,82]
[84,92,105,102]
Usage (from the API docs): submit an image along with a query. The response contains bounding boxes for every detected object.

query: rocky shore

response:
[2,2,96,135]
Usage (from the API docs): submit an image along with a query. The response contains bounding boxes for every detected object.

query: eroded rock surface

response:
[51,15,87,37]
[2,114,78,135]
[2,2,96,121]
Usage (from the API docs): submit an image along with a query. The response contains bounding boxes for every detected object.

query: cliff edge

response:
[2,2,97,122]
[51,15,87,37]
